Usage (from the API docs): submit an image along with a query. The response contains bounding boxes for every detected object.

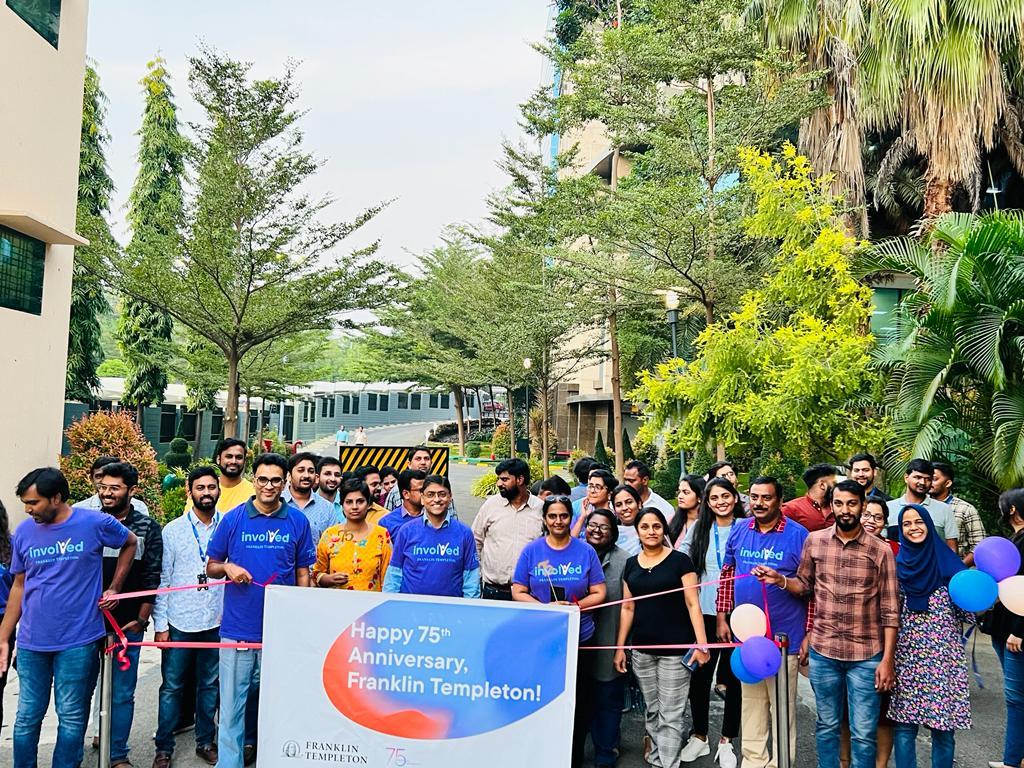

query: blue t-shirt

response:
[0,562,13,614]
[379,508,423,540]
[513,537,605,641]
[207,501,316,642]
[723,517,809,646]
[388,516,479,598]
[10,508,130,651]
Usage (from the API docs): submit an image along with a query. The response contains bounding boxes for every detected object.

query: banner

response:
[337,446,450,477]
[259,587,579,767]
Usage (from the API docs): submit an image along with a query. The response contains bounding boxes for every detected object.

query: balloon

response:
[730,603,768,642]
[948,569,998,612]
[739,636,782,680]
[161,473,181,492]
[730,646,761,684]
[999,575,1024,617]
[975,537,1022,582]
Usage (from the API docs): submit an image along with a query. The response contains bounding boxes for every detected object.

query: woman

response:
[585,509,629,768]
[614,508,710,768]
[676,478,743,767]
[989,488,1024,768]
[572,469,617,537]
[670,475,707,547]
[313,479,392,591]
[612,484,643,555]
[514,496,607,768]
[889,504,970,768]
[862,498,898,555]
[0,500,12,731]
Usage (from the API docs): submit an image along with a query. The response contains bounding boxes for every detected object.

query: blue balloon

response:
[975,537,1022,582]
[730,646,761,684]
[739,636,782,679]
[949,569,998,612]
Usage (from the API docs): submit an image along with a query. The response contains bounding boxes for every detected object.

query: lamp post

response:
[663,292,687,476]
[523,358,533,453]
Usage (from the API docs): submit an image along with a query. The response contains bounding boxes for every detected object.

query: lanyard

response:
[713,524,726,569]
[188,511,220,564]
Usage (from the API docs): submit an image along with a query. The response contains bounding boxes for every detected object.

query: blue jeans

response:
[155,627,220,753]
[108,630,143,762]
[245,682,259,747]
[591,676,626,765]
[894,723,954,768]
[994,641,1024,767]
[808,649,881,768]
[218,642,262,768]
[13,641,100,768]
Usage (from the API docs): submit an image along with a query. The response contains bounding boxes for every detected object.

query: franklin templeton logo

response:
[282,740,366,763]
[28,538,85,559]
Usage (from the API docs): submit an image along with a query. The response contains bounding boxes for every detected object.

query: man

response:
[207,453,315,768]
[354,426,368,446]
[783,463,837,532]
[383,447,434,510]
[570,456,596,502]
[354,465,389,525]
[707,460,751,513]
[316,456,344,509]
[757,480,899,768]
[623,460,675,520]
[848,452,891,503]
[379,466,398,506]
[335,425,349,449]
[153,467,224,768]
[886,458,958,550]
[384,475,480,598]
[282,452,338,546]
[379,470,427,540]
[931,461,986,564]
[716,477,809,768]
[88,462,163,768]
[80,455,150,516]
[471,459,543,601]
[186,439,256,516]
[0,468,137,768]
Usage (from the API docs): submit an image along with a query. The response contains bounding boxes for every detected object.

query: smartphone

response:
[549,585,566,603]
[681,648,700,671]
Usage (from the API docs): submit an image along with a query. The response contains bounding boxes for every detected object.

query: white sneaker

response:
[679,735,711,762]
[716,741,738,768]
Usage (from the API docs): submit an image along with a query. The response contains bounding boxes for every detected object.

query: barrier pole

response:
[98,636,114,768]
[774,632,791,768]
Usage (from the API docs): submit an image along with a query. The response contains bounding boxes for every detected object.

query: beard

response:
[193,495,218,514]
[499,485,518,501]
[836,515,860,532]
[219,463,243,479]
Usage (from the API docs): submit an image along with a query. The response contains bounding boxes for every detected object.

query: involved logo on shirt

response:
[241,529,292,545]
[739,546,785,562]
[410,543,461,558]
[27,538,86,562]
[532,560,584,578]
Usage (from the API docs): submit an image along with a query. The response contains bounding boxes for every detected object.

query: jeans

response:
[591,675,626,765]
[218,642,262,768]
[808,649,882,768]
[893,723,954,768]
[994,640,1024,767]
[689,614,741,739]
[245,682,259,747]
[108,630,143,762]
[572,643,596,768]
[155,627,220,753]
[13,641,99,768]
[0,614,12,732]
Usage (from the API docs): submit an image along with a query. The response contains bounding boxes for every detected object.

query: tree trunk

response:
[193,409,205,459]
[924,173,955,219]
[474,387,483,431]
[541,368,551,480]
[608,145,626,480]
[135,403,146,434]
[257,404,265,448]
[224,350,240,438]
[243,391,252,443]
[717,440,726,461]
[706,76,717,271]
[506,385,516,459]
[452,385,467,457]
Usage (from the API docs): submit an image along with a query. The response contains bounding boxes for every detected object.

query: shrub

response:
[652,455,681,502]
[491,423,512,458]
[631,433,659,470]
[465,442,482,459]
[96,358,129,377]
[594,431,610,467]
[60,410,160,508]
[466,428,495,443]
[251,428,289,458]
[620,429,635,462]
[749,451,807,501]
[471,457,545,498]
[160,485,187,524]
[164,437,192,470]
[528,407,559,458]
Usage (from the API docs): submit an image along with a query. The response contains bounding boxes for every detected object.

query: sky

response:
[86,1,553,269]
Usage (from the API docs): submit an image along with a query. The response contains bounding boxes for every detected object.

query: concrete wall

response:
[0,1,89,517]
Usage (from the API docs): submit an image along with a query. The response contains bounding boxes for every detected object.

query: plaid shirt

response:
[945,495,986,558]
[792,525,899,661]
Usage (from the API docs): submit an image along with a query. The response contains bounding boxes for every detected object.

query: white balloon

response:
[730,603,768,642]
[999,575,1024,616]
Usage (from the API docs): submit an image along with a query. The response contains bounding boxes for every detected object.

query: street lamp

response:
[663,291,687,476]
[523,358,533,451]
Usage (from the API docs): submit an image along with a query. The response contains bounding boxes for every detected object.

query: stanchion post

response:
[774,632,791,768]
[98,635,114,768]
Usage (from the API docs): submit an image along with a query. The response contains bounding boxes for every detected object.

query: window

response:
[210,408,224,440]
[342,395,350,414]
[6,0,61,48]
[429,394,439,409]
[159,404,177,443]
[352,394,359,414]
[397,392,409,409]
[302,400,316,423]
[367,393,378,411]
[283,405,295,438]
[180,410,198,441]
[0,225,45,314]
[379,394,389,411]
[411,393,421,410]
[329,397,336,418]
[441,394,451,409]
[321,398,329,418]
[466,393,475,408]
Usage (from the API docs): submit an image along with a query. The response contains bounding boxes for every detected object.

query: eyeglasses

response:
[423,491,450,500]
[97,484,128,493]
[586,523,612,533]
[586,484,606,491]
[254,477,285,488]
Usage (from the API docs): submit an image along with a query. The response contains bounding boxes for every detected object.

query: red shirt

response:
[782,494,834,532]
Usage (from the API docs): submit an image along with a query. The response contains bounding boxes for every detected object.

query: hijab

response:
[895,503,966,612]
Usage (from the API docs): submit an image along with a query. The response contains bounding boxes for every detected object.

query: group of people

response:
[334,425,368,449]
[0,443,1021,768]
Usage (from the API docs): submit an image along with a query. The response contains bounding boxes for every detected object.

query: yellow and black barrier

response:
[337,445,449,476]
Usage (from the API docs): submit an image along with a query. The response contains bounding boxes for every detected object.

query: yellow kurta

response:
[313,524,392,591]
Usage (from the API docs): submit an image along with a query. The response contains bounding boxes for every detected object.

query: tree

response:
[80,48,392,438]
[635,144,888,462]
[863,211,1024,493]
[117,58,184,424]
[67,65,114,402]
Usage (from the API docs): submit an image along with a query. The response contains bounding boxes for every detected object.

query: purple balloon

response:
[975,537,1022,582]
[739,636,782,679]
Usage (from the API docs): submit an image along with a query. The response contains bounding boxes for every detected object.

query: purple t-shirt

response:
[11,508,130,651]
[513,537,605,641]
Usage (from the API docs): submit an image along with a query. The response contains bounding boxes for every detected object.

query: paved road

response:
[1,424,1012,766]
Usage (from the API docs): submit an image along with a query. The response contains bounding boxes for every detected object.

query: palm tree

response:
[863,211,1024,491]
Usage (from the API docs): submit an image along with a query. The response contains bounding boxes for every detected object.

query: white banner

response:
[258,587,580,767]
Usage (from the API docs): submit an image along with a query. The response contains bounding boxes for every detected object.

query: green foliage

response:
[620,428,635,462]
[252,428,289,459]
[491,423,512,459]
[528,407,559,459]
[60,410,160,508]
[471,457,546,498]
[749,450,807,500]
[160,485,187,524]
[464,442,482,459]
[630,432,660,470]
[594,431,611,467]
[165,437,192,470]
[651,455,681,502]
[635,144,889,464]
[97,358,129,377]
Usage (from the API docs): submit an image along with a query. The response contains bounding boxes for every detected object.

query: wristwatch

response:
[136,617,151,631]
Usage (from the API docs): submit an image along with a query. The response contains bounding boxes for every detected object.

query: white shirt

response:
[80,494,150,517]
[887,495,960,542]
[643,489,676,523]
[153,511,224,633]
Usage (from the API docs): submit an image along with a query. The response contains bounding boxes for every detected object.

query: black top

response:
[623,548,696,656]
[102,508,163,628]
[989,530,1024,644]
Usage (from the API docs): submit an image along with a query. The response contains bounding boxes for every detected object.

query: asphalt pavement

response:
[0,423,1012,766]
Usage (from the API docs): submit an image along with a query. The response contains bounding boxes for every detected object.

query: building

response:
[1,0,90,514]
